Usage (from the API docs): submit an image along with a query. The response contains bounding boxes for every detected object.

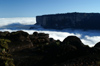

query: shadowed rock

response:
[94,42,100,48]
[8,31,33,52]
[63,36,86,49]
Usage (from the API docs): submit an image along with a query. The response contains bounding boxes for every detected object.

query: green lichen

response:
[0,39,11,50]
[0,39,15,66]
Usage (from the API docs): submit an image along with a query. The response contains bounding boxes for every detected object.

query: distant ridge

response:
[36,12,100,30]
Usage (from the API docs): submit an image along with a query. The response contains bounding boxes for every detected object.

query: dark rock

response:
[7,31,33,52]
[94,42,100,48]
[33,31,38,36]
[49,38,55,42]
[0,31,10,38]
[30,32,49,46]
[63,36,87,49]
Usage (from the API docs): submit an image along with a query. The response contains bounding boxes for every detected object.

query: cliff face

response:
[36,12,100,30]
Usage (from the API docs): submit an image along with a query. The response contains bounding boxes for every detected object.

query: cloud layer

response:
[0,17,100,47]
[0,17,36,27]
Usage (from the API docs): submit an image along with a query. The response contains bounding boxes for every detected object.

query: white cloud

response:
[81,36,100,47]
[0,17,36,27]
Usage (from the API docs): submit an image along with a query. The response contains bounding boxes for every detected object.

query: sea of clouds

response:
[0,17,100,47]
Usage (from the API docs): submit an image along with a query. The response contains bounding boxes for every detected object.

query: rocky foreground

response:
[0,31,100,66]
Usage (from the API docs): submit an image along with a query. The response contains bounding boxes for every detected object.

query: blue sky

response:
[0,0,100,18]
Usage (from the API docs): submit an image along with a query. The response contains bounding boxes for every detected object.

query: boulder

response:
[63,36,86,49]
[94,42,100,48]
[30,32,49,46]
[8,31,33,52]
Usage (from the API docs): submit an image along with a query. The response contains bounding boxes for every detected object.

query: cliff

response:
[36,12,100,30]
